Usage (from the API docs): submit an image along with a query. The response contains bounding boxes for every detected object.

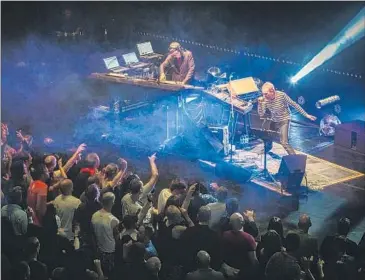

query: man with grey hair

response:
[258,82,316,154]
[91,192,119,277]
[221,213,258,278]
[185,251,224,280]
[181,206,222,271]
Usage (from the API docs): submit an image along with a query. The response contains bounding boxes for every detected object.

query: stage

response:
[226,142,364,193]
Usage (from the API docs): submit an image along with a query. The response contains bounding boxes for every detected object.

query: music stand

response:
[250,128,282,191]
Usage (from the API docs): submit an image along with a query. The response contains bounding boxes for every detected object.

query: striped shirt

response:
[258,91,308,122]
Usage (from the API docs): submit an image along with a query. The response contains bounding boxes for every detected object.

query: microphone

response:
[315,95,340,109]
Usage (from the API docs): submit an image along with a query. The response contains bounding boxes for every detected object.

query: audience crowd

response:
[1,122,365,280]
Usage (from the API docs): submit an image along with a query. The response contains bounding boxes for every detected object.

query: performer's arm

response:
[159,54,173,80]
[257,97,267,117]
[182,53,195,85]
[283,92,310,118]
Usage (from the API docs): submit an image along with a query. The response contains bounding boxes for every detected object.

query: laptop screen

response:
[137,42,153,55]
[103,56,120,69]
[123,52,139,64]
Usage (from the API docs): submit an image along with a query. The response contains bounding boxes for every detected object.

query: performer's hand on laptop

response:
[159,73,166,81]
[306,114,317,121]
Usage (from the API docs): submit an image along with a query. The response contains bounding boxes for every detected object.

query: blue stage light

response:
[291,8,365,83]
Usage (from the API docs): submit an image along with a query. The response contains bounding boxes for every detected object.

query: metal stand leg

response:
[251,141,281,191]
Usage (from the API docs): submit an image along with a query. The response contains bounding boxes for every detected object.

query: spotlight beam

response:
[291,8,365,83]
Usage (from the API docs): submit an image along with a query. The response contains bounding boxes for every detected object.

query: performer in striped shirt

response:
[257,82,317,154]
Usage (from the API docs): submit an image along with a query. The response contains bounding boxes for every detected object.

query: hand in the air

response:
[148,153,157,162]
[160,73,166,81]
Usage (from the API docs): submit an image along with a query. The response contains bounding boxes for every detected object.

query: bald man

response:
[221,213,258,274]
[258,82,316,154]
[146,256,161,277]
[185,251,224,280]
[159,42,195,85]
[289,214,319,266]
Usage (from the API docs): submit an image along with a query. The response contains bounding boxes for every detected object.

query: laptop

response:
[103,56,128,73]
[137,41,163,59]
[122,52,149,68]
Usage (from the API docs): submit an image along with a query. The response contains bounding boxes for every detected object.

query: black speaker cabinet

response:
[335,120,365,154]
[278,154,307,191]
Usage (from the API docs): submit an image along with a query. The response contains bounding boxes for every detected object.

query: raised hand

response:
[118,158,128,168]
[76,143,87,154]
[148,153,157,162]
[187,183,197,196]
[243,210,255,221]
[58,158,63,168]
[16,130,25,141]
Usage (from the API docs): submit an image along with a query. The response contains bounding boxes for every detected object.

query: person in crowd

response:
[119,215,139,241]
[53,179,81,241]
[159,42,195,85]
[44,143,86,182]
[9,152,33,206]
[146,256,162,280]
[137,225,158,259]
[2,187,31,265]
[187,182,217,224]
[39,203,74,272]
[112,242,153,280]
[1,186,30,236]
[181,205,222,271]
[257,230,283,277]
[267,216,285,242]
[91,192,119,277]
[100,158,127,189]
[289,214,319,276]
[221,213,258,279]
[218,198,259,238]
[121,153,158,218]
[154,205,189,278]
[12,261,31,280]
[73,184,101,246]
[1,123,16,159]
[185,251,224,280]
[25,237,48,280]
[27,163,49,226]
[206,186,228,230]
[157,178,187,214]
[74,153,101,198]
[266,232,315,280]
[320,217,359,279]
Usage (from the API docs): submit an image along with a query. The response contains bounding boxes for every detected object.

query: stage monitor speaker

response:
[278,154,307,191]
[215,162,252,183]
[228,77,259,96]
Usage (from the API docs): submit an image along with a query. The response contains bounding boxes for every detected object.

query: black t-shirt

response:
[320,234,359,263]
[28,259,48,280]
[74,200,101,240]
[181,224,222,271]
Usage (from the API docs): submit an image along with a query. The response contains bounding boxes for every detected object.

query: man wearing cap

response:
[159,42,195,85]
